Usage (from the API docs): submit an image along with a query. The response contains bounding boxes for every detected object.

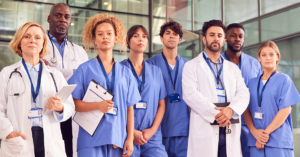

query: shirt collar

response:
[203,51,223,64]
[25,62,40,72]
[46,30,68,42]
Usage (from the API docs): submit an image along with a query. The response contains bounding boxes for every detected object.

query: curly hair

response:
[226,23,245,33]
[82,13,126,52]
[202,20,226,37]
[159,20,183,38]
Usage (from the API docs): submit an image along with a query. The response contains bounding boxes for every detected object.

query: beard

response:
[206,40,221,53]
[55,27,67,34]
[228,42,243,52]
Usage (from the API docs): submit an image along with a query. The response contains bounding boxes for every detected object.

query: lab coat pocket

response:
[1,136,27,157]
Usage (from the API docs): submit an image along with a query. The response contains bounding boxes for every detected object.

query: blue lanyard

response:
[202,53,223,87]
[96,55,115,93]
[22,58,42,106]
[224,51,241,69]
[127,59,145,94]
[161,52,179,93]
[257,70,277,110]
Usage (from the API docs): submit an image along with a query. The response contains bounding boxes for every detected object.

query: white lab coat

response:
[43,35,89,81]
[0,59,75,157]
[43,35,88,157]
[182,52,249,157]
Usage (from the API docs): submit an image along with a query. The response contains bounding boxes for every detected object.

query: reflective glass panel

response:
[194,0,221,29]
[24,0,65,3]
[0,42,21,71]
[243,21,259,47]
[261,0,300,15]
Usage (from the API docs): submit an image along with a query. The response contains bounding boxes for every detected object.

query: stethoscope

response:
[47,31,78,64]
[7,68,58,96]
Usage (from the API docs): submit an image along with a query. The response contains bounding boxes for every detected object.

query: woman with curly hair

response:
[68,13,140,157]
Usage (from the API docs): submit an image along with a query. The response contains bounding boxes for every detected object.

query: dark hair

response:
[202,20,226,37]
[226,23,245,33]
[159,20,183,38]
[92,19,117,39]
[126,25,149,49]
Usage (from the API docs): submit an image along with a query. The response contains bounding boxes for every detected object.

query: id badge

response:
[169,93,181,103]
[107,107,118,116]
[254,112,263,119]
[28,108,43,119]
[136,101,147,109]
[216,88,226,97]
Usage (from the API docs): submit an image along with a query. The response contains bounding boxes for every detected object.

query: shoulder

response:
[145,62,162,74]
[276,72,292,82]
[183,56,198,70]
[146,54,161,64]
[119,60,129,68]
[178,55,188,63]
[242,52,260,67]
[71,42,87,54]
[248,76,259,86]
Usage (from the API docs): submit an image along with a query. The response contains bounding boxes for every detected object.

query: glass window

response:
[68,0,148,15]
[261,6,300,41]
[153,0,166,17]
[168,0,192,30]
[24,0,65,3]
[152,18,166,52]
[261,0,300,15]
[87,51,148,61]
[243,21,259,47]
[242,46,259,58]
[194,0,221,29]
[224,0,258,25]
[0,42,21,71]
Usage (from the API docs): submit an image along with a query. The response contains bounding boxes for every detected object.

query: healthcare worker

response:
[182,20,250,157]
[120,25,168,157]
[68,13,140,157]
[146,20,190,157]
[42,3,89,157]
[244,40,300,157]
[221,23,261,157]
[0,22,74,157]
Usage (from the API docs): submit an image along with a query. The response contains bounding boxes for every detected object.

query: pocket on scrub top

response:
[1,136,26,157]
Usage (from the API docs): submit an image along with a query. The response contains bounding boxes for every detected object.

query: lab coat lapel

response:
[40,60,54,113]
[222,58,231,102]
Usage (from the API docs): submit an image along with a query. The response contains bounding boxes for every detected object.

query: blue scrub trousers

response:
[131,140,168,157]
[218,127,227,157]
[77,145,123,157]
[162,136,188,157]
[241,125,250,157]
[250,146,294,157]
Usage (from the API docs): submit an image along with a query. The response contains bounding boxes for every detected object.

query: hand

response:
[219,120,231,127]
[42,59,50,66]
[122,138,133,157]
[141,128,155,141]
[6,131,27,140]
[47,96,64,112]
[252,129,269,145]
[255,140,265,149]
[215,107,234,124]
[97,100,114,113]
[133,130,147,145]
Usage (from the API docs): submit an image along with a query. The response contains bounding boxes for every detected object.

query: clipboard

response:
[73,79,114,137]
[210,102,240,125]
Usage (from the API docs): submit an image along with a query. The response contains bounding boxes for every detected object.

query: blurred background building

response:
[0,0,300,155]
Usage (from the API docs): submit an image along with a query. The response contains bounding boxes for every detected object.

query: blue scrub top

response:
[247,72,300,149]
[68,59,141,150]
[146,53,190,138]
[222,51,261,125]
[120,60,168,141]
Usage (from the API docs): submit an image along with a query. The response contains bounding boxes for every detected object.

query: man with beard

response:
[182,20,249,157]
[42,3,88,157]
[147,20,190,157]
[221,23,261,157]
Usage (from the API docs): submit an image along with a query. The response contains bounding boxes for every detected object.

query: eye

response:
[98,33,102,36]
[262,54,266,56]
[143,36,147,38]
[270,54,274,56]
[133,35,138,37]
[108,33,112,35]
[36,36,41,39]
[24,35,30,38]
[56,14,61,18]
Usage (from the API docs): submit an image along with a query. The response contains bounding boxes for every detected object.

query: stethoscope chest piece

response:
[51,58,57,64]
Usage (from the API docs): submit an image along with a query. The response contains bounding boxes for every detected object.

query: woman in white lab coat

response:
[0,22,75,157]
[182,52,250,157]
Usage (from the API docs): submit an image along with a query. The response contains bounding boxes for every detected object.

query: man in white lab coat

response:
[42,3,88,157]
[182,20,249,157]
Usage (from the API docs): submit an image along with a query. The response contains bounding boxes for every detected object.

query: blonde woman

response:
[68,14,140,157]
[0,22,75,157]
[244,41,300,157]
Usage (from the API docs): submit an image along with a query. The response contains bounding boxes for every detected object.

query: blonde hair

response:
[82,13,126,53]
[8,22,49,58]
[258,40,281,65]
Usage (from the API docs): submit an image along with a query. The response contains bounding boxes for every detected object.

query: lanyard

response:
[161,52,179,93]
[257,70,277,111]
[96,55,115,93]
[224,51,241,69]
[203,53,224,87]
[127,59,145,94]
[22,58,42,107]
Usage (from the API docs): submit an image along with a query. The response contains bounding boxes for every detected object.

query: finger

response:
[107,100,114,104]
[17,132,27,140]
[141,136,147,143]
[258,140,266,145]
[215,107,224,110]
[53,96,61,101]
[261,144,264,149]
[215,113,223,119]
[123,146,127,155]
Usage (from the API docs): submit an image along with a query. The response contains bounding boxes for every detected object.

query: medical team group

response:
[0,3,299,157]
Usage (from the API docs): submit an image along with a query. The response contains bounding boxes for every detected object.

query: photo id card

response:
[254,112,263,119]
[169,93,181,103]
[216,88,226,97]
[136,101,147,109]
[107,107,118,116]
[28,108,43,119]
